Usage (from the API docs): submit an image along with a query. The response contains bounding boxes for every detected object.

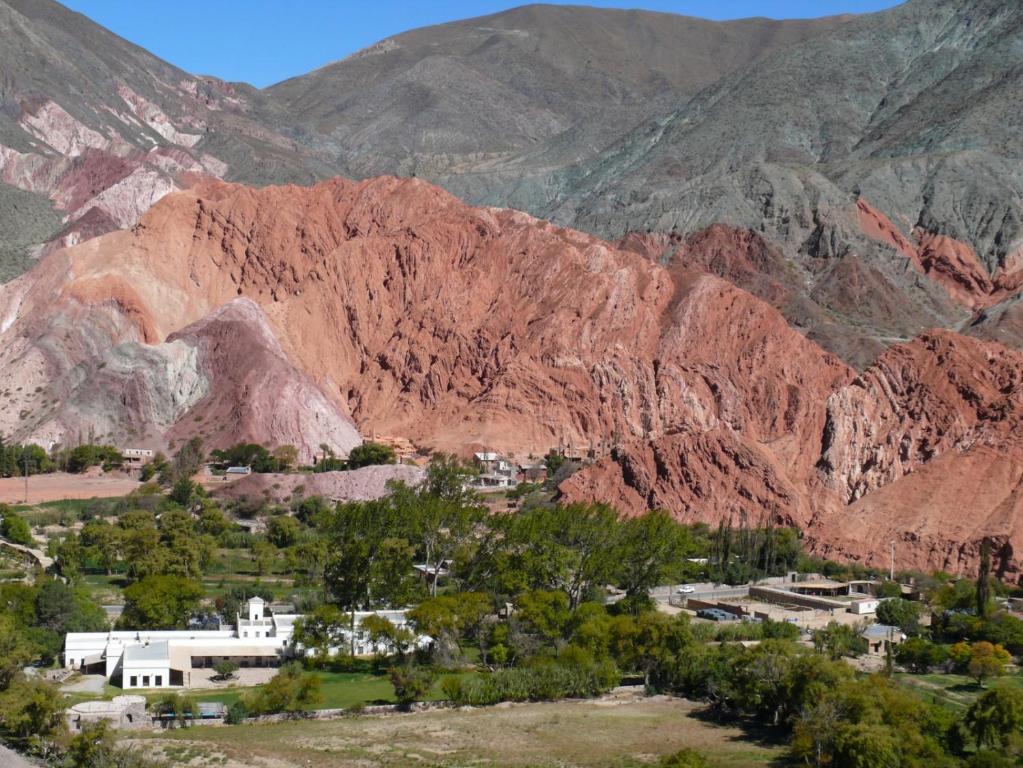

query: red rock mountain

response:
[2,175,1022,578]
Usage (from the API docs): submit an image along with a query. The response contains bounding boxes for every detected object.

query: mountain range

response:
[0,0,1021,576]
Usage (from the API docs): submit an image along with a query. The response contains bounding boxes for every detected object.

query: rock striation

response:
[3,174,1022,577]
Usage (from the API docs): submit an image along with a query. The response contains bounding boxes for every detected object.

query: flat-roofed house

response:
[64,597,428,689]
[121,448,154,473]
[861,623,907,655]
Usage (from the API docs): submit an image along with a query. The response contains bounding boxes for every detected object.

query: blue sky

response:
[61,0,901,88]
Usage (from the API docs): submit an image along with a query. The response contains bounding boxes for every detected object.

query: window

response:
[255,631,260,638]
[155,676,162,686]
[142,676,150,687]
[130,676,137,687]
[243,631,248,638]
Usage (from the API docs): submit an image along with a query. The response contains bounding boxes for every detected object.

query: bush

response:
[443,660,618,707]
[895,637,947,673]
[224,700,249,725]
[660,749,711,768]
[246,662,321,714]
[390,665,436,709]
[347,442,396,469]
[0,508,33,546]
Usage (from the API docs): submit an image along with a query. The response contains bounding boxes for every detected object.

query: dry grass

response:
[128,694,784,768]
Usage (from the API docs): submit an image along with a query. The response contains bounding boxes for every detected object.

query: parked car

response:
[676,585,696,594]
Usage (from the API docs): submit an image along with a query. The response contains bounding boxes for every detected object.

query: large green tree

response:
[346,441,397,469]
[118,575,203,630]
[966,686,1023,750]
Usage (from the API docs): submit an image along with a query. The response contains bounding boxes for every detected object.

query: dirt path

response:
[0,472,139,504]
[0,743,40,768]
[0,537,52,569]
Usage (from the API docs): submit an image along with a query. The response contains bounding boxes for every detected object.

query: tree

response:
[168,436,205,484]
[197,506,231,539]
[210,443,274,472]
[895,637,947,674]
[118,574,203,630]
[34,580,106,634]
[213,660,238,681]
[118,511,162,581]
[0,508,32,546]
[812,622,866,660]
[617,510,693,598]
[389,664,435,709]
[293,604,349,660]
[0,616,37,689]
[544,449,566,478]
[409,592,490,660]
[79,519,122,574]
[322,498,419,653]
[361,614,416,661]
[468,504,619,607]
[831,722,900,768]
[977,539,993,620]
[393,456,485,596]
[967,642,1011,687]
[251,540,276,576]
[271,444,298,472]
[516,590,571,651]
[169,476,197,507]
[0,676,64,743]
[876,581,902,598]
[966,686,1023,749]
[347,441,397,469]
[875,599,921,635]
[267,515,301,548]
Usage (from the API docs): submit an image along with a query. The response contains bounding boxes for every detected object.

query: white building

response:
[64,597,425,689]
[472,452,517,489]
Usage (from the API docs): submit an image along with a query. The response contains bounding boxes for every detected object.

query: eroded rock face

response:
[165,299,361,461]
[816,331,1023,504]
[4,174,1023,577]
[565,328,1023,578]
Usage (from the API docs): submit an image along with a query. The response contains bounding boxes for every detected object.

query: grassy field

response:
[166,670,465,710]
[128,695,785,768]
[894,672,1023,711]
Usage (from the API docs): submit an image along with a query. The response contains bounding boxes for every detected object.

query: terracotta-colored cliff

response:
[3,175,1023,577]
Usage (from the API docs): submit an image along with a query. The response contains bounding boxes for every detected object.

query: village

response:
[1,435,1021,768]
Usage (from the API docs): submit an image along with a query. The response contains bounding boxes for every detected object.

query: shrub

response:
[390,665,436,709]
[660,749,711,768]
[224,700,248,725]
[0,508,33,546]
[443,660,618,707]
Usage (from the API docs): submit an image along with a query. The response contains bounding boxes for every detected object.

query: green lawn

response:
[176,669,464,710]
[894,671,1023,711]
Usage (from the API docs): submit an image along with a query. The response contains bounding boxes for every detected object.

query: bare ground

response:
[127,694,784,768]
[0,472,139,504]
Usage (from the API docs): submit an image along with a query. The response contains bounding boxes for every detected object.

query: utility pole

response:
[23,453,29,504]
[890,540,895,582]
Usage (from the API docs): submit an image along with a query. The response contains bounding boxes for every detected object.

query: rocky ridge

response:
[2,176,1021,576]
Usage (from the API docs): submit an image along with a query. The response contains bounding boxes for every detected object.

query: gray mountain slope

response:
[264,4,850,204]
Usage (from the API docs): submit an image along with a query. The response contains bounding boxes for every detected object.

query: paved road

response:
[650,582,751,604]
